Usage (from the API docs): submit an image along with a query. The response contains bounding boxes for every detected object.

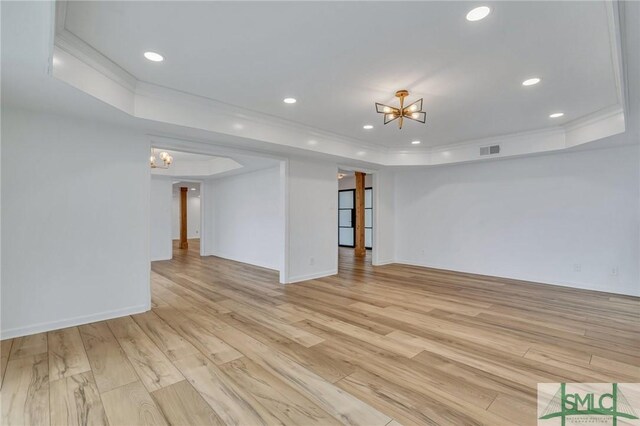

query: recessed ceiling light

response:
[190,187,196,191]
[549,112,564,118]
[363,125,374,130]
[144,51,164,62]
[283,98,297,104]
[522,77,541,86]
[466,6,491,22]
[411,140,421,145]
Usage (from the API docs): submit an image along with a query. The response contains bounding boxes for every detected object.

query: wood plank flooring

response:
[1,240,639,425]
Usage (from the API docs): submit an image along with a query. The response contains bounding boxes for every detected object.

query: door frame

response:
[169,178,206,256]
[338,187,373,250]
[338,188,356,248]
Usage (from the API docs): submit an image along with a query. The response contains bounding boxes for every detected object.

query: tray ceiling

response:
[48,1,628,165]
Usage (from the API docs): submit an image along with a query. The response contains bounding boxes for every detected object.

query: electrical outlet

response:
[611,266,619,276]
[574,264,581,272]
[309,257,315,266]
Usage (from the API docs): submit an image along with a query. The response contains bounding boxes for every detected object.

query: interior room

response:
[1,1,639,425]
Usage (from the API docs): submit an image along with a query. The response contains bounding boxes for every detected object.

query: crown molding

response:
[564,106,625,148]
[135,82,380,153]
[148,134,287,163]
[50,0,629,167]
[606,0,627,112]
[54,1,137,91]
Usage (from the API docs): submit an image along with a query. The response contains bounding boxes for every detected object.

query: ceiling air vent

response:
[480,145,500,156]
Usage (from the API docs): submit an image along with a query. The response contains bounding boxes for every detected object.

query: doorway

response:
[172,181,201,256]
[337,170,373,269]
[338,188,373,249]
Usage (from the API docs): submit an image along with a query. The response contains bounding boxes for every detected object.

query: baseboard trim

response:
[0,303,151,339]
[150,254,172,262]
[372,259,395,266]
[285,269,338,284]
[207,251,280,272]
[394,259,639,297]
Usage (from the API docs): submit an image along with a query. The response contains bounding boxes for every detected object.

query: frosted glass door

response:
[338,190,355,247]
[365,188,373,249]
[338,188,373,248]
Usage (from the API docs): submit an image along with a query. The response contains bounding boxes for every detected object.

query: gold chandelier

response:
[375,90,426,129]
[150,148,173,169]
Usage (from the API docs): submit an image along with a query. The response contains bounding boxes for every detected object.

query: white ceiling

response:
[62,1,620,148]
[2,1,636,169]
[158,150,217,162]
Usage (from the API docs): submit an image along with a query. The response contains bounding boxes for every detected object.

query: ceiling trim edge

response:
[50,1,629,167]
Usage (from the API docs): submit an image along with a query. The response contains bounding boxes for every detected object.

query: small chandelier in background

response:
[375,90,426,129]
[150,148,173,169]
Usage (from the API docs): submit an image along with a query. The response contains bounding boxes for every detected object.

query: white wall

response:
[150,177,172,261]
[372,170,395,266]
[286,159,338,283]
[172,189,200,239]
[203,166,284,271]
[394,145,640,296]
[1,108,151,338]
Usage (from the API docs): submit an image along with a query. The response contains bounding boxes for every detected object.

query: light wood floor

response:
[2,240,639,425]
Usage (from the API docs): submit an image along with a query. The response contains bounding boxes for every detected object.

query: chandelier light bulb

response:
[376,89,426,129]
[149,148,173,169]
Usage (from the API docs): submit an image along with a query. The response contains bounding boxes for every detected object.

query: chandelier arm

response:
[403,111,427,124]
[416,112,427,123]
[376,103,399,114]
[403,98,423,115]
[375,91,425,129]
[384,113,400,125]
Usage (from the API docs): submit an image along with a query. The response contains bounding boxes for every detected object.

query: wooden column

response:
[180,187,189,249]
[354,171,366,257]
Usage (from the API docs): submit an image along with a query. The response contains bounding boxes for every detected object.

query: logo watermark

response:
[538,383,640,425]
